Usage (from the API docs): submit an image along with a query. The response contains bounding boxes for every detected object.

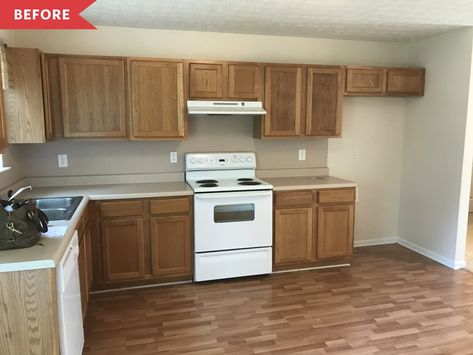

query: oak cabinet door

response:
[150,215,192,277]
[58,57,127,138]
[317,205,354,259]
[386,68,425,96]
[264,65,304,137]
[274,207,313,265]
[4,48,47,143]
[306,67,343,137]
[345,67,386,94]
[228,64,262,99]
[189,63,224,98]
[129,60,185,138]
[100,218,145,281]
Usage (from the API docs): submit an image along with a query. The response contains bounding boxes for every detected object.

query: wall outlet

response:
[170,152,178,163]
[352,147,360,159]
[298,148,306,161]
[57,154,68,168]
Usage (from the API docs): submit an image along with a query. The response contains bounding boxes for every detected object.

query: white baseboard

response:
[398,238,465,270]
[354,237,399,247]
[355,237,465,270]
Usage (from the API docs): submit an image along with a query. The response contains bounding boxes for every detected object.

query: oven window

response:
[214,203,255,223]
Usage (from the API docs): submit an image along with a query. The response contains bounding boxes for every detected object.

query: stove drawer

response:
[195,247,272,282]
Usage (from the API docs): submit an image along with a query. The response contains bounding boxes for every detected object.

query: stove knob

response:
[198,158,204,163]
[232,156,238,163]
[246,156,252,162]
[190,158,196,164]
[239,157,245,162]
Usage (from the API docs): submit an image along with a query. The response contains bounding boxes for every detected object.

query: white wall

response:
[12,26,409,245]
[399,28,473,269]
[328,97,405,245]
[14,26,407,66]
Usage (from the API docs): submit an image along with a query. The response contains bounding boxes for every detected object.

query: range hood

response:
[187,100,267,115]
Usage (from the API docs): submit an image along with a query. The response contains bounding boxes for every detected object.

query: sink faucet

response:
[8,186,32,201]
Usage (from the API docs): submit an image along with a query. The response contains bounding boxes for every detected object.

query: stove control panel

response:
[186,152,256,171]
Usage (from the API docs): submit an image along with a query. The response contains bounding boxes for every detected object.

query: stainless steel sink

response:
[33,196,83,221]
[41,208,68,221]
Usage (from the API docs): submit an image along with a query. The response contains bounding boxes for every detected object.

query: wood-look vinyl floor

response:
[84,245,473,354]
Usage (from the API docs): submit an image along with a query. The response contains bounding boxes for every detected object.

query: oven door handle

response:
[194,191,272,200]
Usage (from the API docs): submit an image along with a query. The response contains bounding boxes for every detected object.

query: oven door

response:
[194,190,272,252]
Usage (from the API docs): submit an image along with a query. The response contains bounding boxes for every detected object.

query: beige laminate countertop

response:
[0,181,192,273]
[264,175,357,191]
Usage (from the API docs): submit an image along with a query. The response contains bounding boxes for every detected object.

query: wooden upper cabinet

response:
[3,47,50,143]
[189,62,262,100]
[317,205,354,259]
[306,67,343,137]
[344,66,425,97]
[386,68,425,96]
[129,60,185,139]
[263,65,304,137]
[189,63,224,98]
[228,63,262,99]
[345,67,386,95]
[58,57,127,138]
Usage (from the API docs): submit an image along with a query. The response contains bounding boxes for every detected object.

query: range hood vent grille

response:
[187,100,267,115]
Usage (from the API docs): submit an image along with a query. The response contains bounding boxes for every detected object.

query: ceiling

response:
[83,0,473,42]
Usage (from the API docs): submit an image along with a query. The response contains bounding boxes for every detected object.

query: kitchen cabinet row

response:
[80,187,354,291]
[2,47,425,144]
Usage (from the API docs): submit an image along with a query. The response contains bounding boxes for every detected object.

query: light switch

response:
[57,154,68,168]
[170,152,178,163]
[298,149,306,161]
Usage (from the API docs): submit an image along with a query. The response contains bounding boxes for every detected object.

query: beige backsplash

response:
[15,115,328,183]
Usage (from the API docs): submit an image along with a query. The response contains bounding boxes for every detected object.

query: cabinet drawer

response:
[99,200,144,218]
[149,197,191,215]
[318,188,355,204]
[274,190,313,207]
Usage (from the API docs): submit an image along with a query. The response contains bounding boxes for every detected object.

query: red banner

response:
[0,0,96,29]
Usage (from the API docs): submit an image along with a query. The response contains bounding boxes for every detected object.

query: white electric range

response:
[185,152,273,282]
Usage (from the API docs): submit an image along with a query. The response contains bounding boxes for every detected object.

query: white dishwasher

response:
[56,231,84,355]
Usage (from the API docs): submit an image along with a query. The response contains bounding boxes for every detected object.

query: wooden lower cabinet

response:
[100,217,146,281]
[317,205,354,259]
[78,233,88,318]
[93,196,193,290]
[273,188,355,269]
[0,269,60,355]
[274,207,313,265]
[150,215,192,277]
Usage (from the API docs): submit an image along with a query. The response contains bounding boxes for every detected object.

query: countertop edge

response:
[272,182,358,191]
[88,190,193,200]
[0,260,55,272]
